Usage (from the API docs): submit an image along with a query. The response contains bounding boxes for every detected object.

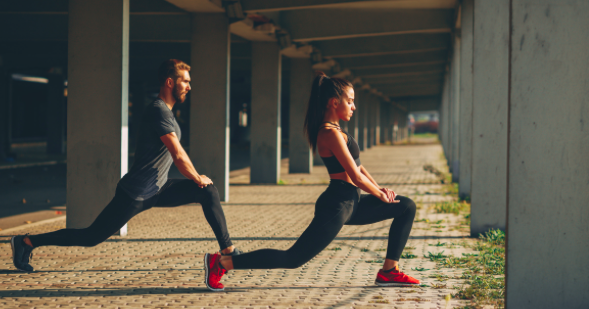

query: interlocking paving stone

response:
[0,143,479,308]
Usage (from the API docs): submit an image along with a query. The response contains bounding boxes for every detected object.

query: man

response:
[11,59,239,271]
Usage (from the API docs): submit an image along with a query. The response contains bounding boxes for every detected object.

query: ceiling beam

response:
[315,33,451,58]
[241,0,457,12]
[365,74,443,85]
[282,9,453,42]
[337,49,448,69]
[352,63,446,78]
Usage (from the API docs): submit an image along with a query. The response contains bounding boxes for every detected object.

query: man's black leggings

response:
[28,179,233,250]
[232,180,416,269]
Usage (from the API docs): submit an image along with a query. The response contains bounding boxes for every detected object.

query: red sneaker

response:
[204,253,226,291]
[375,266,420,287]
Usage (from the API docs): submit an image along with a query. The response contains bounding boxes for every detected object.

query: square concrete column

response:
[251,42,281,183]
[470,0,509,235]
[288,58,313,174]
[46,74,66,155]
[0,68,9,160]
[507,1,589,307]
[450,37,461,183]
[441,72,451,159]
[458,0,474,200]
[356,90,368,151]
[67,0,129,229]
[380,102,388,144]
[365,95,373,149]
[189,14,231,200]
[373,96,381,146]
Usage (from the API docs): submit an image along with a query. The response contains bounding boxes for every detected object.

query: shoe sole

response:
[10,236,26,272]
[203,253,224,292]
[375,280,420,287]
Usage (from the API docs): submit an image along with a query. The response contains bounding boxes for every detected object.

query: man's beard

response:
[172,86,186,103]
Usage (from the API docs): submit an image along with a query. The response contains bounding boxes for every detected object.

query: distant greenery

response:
[412,132,439,139]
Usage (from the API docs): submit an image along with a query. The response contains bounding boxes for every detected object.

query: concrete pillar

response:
[440,72,451,159]
[450,37,461,183]
[357,90,368,151]
[470,0,508,235]
[46,74,66,155]
[189,14,231,200]
[380,102,389,144]
[251,42,281,183]
[66,0,129,229]
[506,2,589,307]
[373,96,381,145]
[365,94,373,149]
[392,106,399,142]
[288,58,313,174]
[458,0,474,200]
[0,67,9,160]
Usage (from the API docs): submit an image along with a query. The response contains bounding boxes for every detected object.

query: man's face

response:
[172,70,191,103]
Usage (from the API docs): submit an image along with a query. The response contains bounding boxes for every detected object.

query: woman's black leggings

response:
[232,180,416,269]
[28,179,233,250]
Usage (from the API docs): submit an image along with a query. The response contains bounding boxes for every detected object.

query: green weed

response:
[411,267,430,271]
[401,252,418,259]
[433,201,469,215]
[425,251,448,261]
[429,241,447,247]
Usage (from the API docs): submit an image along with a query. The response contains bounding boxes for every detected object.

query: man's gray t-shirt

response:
[118,99,181,200]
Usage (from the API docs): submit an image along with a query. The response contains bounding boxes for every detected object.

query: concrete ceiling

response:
[0,0,458,108]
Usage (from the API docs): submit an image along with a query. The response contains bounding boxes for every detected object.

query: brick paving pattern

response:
[0,143,478,308]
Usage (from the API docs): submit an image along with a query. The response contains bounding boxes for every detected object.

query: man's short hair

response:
[158,59,191,86]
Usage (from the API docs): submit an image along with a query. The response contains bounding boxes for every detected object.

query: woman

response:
[204,72,419,291]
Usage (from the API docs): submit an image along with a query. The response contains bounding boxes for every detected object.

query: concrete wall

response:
[458,0,474,199]
[288,58,313,173]
[506,1,589,307]
[66,0,129,228]
[250,42,281,183]
[189,13,230,200]
[470,0,509,235]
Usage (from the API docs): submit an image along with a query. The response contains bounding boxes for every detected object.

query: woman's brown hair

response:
[303,71,353,152]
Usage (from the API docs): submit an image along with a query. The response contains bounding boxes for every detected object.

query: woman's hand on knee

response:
[380,188,400,203]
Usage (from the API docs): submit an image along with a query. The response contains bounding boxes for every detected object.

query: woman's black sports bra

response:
[320,130,362,174]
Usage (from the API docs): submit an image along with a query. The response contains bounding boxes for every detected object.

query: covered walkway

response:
[0,142,482,308]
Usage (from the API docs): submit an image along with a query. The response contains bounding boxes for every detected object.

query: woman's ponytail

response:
[304,71,353,152]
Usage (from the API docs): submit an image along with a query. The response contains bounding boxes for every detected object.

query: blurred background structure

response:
[0,1,587,308]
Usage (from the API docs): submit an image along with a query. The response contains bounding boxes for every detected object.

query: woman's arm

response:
[321,129,395,203]
[360,165,380,188]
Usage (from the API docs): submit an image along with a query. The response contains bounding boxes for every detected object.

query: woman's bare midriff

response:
[329,172,356,186]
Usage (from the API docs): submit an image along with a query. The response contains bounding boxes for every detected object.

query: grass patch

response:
[429,229,506,308]
[429,241,447,247]
[401,252,418,259]
[425,251,448,261]
[365,259,384,263]
[329,247,342,251]
[433,201,470,215]
[361,248,370,252]
[411,267,430,271]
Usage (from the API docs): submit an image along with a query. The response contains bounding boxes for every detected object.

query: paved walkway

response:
[0,143,478,308]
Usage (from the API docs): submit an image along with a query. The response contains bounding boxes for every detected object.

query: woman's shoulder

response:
[318,127,347,143]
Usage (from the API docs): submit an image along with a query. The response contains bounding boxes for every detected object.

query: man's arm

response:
[160,132,212,187]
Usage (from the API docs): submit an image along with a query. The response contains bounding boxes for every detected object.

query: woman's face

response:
[334,87,356,121]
